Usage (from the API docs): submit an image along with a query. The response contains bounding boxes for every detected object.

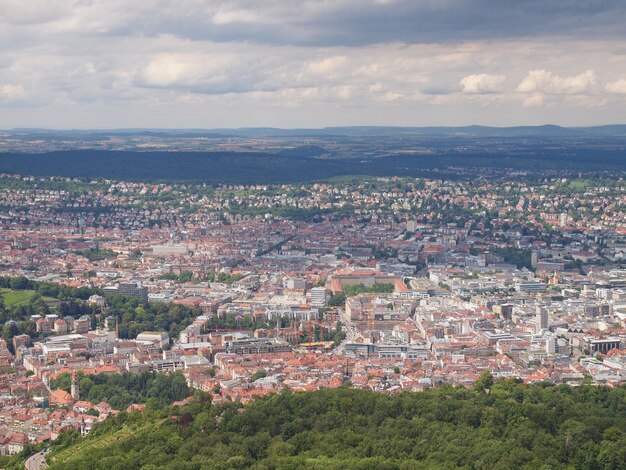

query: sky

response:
[1,0,626,128]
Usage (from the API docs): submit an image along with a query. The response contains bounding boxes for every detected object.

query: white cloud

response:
[605,78,626,94]
[306,56,347,75]
[459,74,506,93]
[517,69,597,94]
[212,9,260,25]
[522,92,544,108]
[0,83,25,99]
[1,7,626,128]
[0,0,70,25]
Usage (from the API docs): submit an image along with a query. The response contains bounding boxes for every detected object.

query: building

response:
[12,334,30,351]
[536,261,566,273]
[535,307,548,332]
[515,281,547,292]
[35,318,53,334]
[136,331,169,349]
[118,282,148,300]
[54,319,68,334]
[309,287,328,307]
[74,316,90,334]
[88,294,107,308]
[583,337,621,355]
[492,303,513,319]
[152,245,189,256]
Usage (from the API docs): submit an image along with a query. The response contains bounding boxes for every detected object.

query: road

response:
[25,449,49,470]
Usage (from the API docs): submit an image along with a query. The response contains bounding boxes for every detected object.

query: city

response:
[2,0,626,468]
[0,173,622,463]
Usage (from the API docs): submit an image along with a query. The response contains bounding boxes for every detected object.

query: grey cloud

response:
[116,0,626,47]
[1,2,626,128]
[4,1,625,47]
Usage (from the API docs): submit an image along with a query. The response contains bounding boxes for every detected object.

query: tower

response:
[535,307,548,333]
[71,372,80,401]
[531,251,538,269]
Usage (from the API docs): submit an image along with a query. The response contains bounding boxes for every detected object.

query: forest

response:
[0,145,624,184]
[50,371,191,410]
[12,378,626,470]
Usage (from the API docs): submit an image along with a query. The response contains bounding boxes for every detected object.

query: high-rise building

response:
[310,287,328,306]
[535,307,548,332]
[545,333,557,354]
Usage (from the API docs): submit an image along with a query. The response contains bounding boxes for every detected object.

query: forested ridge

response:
[0,148,624,183]
[21,380,626,470]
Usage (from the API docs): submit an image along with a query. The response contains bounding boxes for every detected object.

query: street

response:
[25,449,49,470]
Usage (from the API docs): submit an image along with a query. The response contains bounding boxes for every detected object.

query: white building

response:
[310,287,328,306]
[136,331,170,349]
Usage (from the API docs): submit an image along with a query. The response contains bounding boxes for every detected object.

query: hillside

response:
[19,380,626,470]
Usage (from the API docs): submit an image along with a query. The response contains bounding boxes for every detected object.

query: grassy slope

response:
[0,288,37,307]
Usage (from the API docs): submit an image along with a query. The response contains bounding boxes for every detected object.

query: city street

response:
[25,449,48,470]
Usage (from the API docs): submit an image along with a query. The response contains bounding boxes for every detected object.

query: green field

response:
[0,288,38,307]
[0,288,57,308]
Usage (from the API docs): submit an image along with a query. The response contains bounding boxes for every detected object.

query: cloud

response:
[306,56,347,75]
[0,0,70,25]
[517,69,597,94]
[135,52,269,94]
[2,1,626,47]
[522,92,544,108]
[605,78,626,94]
[0,83,25,99]
[2,1,626,127]
[460,74,506,93]
[212,9,260,25]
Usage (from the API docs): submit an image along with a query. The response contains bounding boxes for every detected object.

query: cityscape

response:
[2,0,626,468]
[0,170,622,467]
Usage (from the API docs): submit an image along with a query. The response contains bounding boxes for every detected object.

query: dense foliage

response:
[0,276,200,343]
[50,371,192,410]
[41,380,626,470]
[75,248,118,261]
[343,282,395,297]
[1,145,624,184]
[106,294,198,340]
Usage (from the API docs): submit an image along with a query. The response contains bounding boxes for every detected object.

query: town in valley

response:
[0,171,623,455]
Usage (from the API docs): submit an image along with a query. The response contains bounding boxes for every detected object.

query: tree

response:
[474,371,494,392]
[251,369,267,381]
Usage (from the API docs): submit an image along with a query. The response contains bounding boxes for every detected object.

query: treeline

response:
[36,379,626,469]
[0,277,102,350]
[74,248,118,261]
[0,275,98,301]
[0,276,200,341]
[51,371,191,410]
[103,294,199,340]
[159,270,245,284]
[0,147,623,184]
[343,282,395,297]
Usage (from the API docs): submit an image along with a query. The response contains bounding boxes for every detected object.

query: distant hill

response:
[0,146,623,183]
[7,124,626,138]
